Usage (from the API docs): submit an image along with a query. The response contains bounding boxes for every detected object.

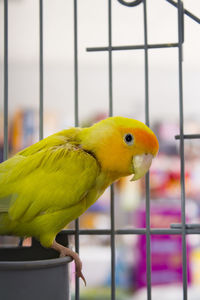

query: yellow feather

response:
[0,116,159,248]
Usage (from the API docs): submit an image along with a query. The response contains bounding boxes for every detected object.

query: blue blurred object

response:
[22,110,36,149]
[105,247,130,289]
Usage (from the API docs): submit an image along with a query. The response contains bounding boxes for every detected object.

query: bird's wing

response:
[0,128,100,222]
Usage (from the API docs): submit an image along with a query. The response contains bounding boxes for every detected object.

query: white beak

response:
[130,154,153,181]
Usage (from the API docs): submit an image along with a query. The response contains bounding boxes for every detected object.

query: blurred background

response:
[1,0,200,299]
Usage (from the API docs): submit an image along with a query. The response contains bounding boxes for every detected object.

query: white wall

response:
[0,0,200,131]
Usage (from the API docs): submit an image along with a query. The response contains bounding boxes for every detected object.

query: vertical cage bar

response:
[108,0,113,117]
[74,0,79,128]
[143,0,149,127]
[143,1,151,299]
[108,1,115,300]
[3,0,8,161]
[177,1,188,299]
[74,0,80,299]
[39,0,44,140]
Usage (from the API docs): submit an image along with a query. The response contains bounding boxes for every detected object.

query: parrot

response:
[0,116,159,284]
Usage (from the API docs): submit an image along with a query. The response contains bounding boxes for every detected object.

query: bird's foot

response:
[51,240,86,286]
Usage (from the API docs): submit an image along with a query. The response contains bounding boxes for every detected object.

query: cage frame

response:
[3,0,200,300]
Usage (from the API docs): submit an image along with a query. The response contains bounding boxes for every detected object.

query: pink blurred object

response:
[134,205,191,288]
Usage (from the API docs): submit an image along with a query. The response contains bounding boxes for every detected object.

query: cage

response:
[1,0,200,300]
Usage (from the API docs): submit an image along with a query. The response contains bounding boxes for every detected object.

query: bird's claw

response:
[51,240,87,286]
[76,269,87,286]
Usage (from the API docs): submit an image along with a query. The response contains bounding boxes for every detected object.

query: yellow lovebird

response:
[0,116,158,284]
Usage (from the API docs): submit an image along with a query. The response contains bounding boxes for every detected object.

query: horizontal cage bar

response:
[175,134,200,139]
[60,227,200,235]
[171,223,200,229]
[86,42,178,52]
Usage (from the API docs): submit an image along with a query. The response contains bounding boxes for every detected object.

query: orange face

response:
[125,127,159,157]
[94,124,159,178]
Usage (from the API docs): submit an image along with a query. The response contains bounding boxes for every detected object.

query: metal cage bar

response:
[73,0,80,299]
[62,227,200,235]
[3,0,8,161]
[107,1,116,300]
[143,1,152,299]
[87,42,179,52]
[166,0,200,24]
[177,1,188,299]
[39,0,44,141]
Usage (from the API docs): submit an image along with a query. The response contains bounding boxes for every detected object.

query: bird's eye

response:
[124,133,134,146]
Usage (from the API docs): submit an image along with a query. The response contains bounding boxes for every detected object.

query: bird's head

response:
[80,116,159,181]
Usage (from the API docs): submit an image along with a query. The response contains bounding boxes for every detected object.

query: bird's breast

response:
[85,172,115,210]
